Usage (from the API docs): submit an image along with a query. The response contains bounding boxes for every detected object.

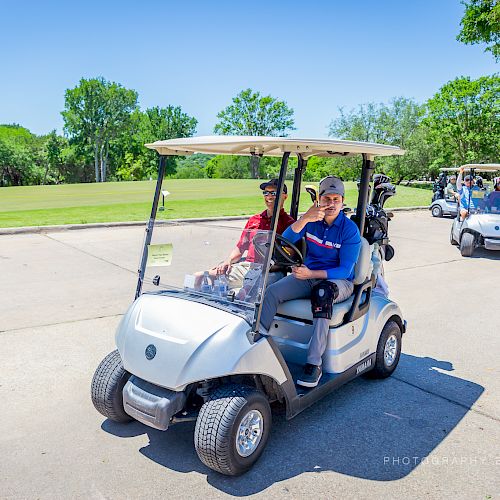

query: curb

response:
[0,206,429,236]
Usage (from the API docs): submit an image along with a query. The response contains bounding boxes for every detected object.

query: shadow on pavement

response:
[101,353,484,495]
[468,248,500,260]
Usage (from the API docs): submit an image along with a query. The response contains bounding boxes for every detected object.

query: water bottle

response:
[201,271,212,294]
[218,273,229,298]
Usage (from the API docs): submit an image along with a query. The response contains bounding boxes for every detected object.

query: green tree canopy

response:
[424,74,500,166]
[62,77,138,182]
[0,124,45,186]
[457,0,500,61]
[115,105,198,180]
[329,97,427,183]
[214,89,295,178]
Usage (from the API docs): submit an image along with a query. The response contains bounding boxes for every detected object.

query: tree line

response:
[1,1,498,187]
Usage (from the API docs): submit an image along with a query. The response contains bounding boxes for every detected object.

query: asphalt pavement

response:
[0,211,499,499]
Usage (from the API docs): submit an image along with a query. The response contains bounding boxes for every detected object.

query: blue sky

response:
[0,0,497,138]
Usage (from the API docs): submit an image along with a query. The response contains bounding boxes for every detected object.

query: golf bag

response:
[358,174,396,261]
[432,172,447,202]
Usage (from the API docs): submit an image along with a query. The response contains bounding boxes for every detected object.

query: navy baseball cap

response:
[260,178,287,193]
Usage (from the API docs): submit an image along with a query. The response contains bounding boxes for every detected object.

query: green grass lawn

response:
[0,179,431,228]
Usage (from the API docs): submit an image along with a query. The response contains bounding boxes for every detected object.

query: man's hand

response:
[301,204,325,223]
[216,260,231,275]
[459,166,465,174]
[292,264,314,280]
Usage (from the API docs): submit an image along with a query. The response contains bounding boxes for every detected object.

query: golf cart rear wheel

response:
[91,350,132,423]
[431,205,442,217]
[365,320,401,379]
[460,232,475,257]
[450,227,458,246]
[194,384,271,476]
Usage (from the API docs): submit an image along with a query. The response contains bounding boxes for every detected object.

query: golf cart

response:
[450,164,500,257]
[429,168,459,218]
[91,136,407,476]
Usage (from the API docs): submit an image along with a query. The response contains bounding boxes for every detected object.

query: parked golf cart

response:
[450,164,500,257]
[429,168,459,218]
[91,136,407,476]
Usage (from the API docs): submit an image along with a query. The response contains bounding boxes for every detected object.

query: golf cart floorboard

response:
[283,355,375,419]
[287,362,337,396]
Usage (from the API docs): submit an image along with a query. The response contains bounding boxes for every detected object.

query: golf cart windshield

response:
[142,221,274,323]
[469,189,500,214]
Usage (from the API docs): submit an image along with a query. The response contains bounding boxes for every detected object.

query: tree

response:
[214,89,295,178]
[62,77,138,182]
[329,98,427,183]
[115,106,198,180]
[0,124,44,186]
[457,0,500,61]
[207,155,251,179]
[43,130,68,184]
[424,75,500,166]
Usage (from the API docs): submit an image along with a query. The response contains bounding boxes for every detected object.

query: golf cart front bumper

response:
[123,376,186,431]
[484,238,500,251]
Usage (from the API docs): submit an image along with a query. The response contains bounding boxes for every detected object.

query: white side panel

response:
[271,293,403,374]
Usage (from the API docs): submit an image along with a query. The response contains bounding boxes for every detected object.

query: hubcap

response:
[384,334,398,367]
[235,409,263,457]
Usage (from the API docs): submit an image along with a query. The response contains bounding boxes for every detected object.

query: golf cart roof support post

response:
[290,155,306,220]
[250,152,290,339]
[134,155,167,300]
[355,154,375,235]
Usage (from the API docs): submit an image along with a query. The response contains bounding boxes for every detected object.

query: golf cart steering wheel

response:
[252,233,303,266]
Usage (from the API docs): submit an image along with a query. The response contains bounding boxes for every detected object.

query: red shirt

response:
[236,209,296,263]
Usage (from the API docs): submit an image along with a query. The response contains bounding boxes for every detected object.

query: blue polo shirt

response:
[459,185,481,210]
[282,210,361,280]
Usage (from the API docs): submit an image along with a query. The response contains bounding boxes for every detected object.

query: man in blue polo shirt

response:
[260,176,361,388]
[457,166,482,219]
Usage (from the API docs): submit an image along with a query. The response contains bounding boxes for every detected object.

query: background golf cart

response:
[429,167,459,218]
[449,164,500,257]
[92,136,406,476]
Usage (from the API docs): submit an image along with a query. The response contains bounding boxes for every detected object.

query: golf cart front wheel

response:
[365,320,402,379]
[91,350,132,423]
[194,384,271,476]
[431,205,442,217]
[460,232,475,257]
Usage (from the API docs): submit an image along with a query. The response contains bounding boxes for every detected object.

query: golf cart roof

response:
[145,135,405,159]
[460,164,500,172]
[440,164,500,173]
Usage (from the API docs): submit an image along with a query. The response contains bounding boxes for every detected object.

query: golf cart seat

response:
[275,237,372,327]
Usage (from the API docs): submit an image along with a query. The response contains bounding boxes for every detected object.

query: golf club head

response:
[305,185,318,205]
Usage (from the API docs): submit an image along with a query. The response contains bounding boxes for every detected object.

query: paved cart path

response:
[1,212,499,499]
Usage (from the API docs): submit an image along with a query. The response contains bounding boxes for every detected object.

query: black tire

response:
[460,232,475,257]
[450,226,459,246]
[194,384,271,476]
[365,320,402,379]
[431,205,442,218]
[91,350,132,423]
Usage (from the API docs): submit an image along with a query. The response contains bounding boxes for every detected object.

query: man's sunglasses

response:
[262,191,277,196]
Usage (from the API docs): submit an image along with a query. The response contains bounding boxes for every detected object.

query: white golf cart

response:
[429,167,459,218]
[450,164,500,257]
[91,136,407,476]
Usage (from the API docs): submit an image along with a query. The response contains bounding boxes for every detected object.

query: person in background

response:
[445,174,460,202]
[457,166,481,219]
